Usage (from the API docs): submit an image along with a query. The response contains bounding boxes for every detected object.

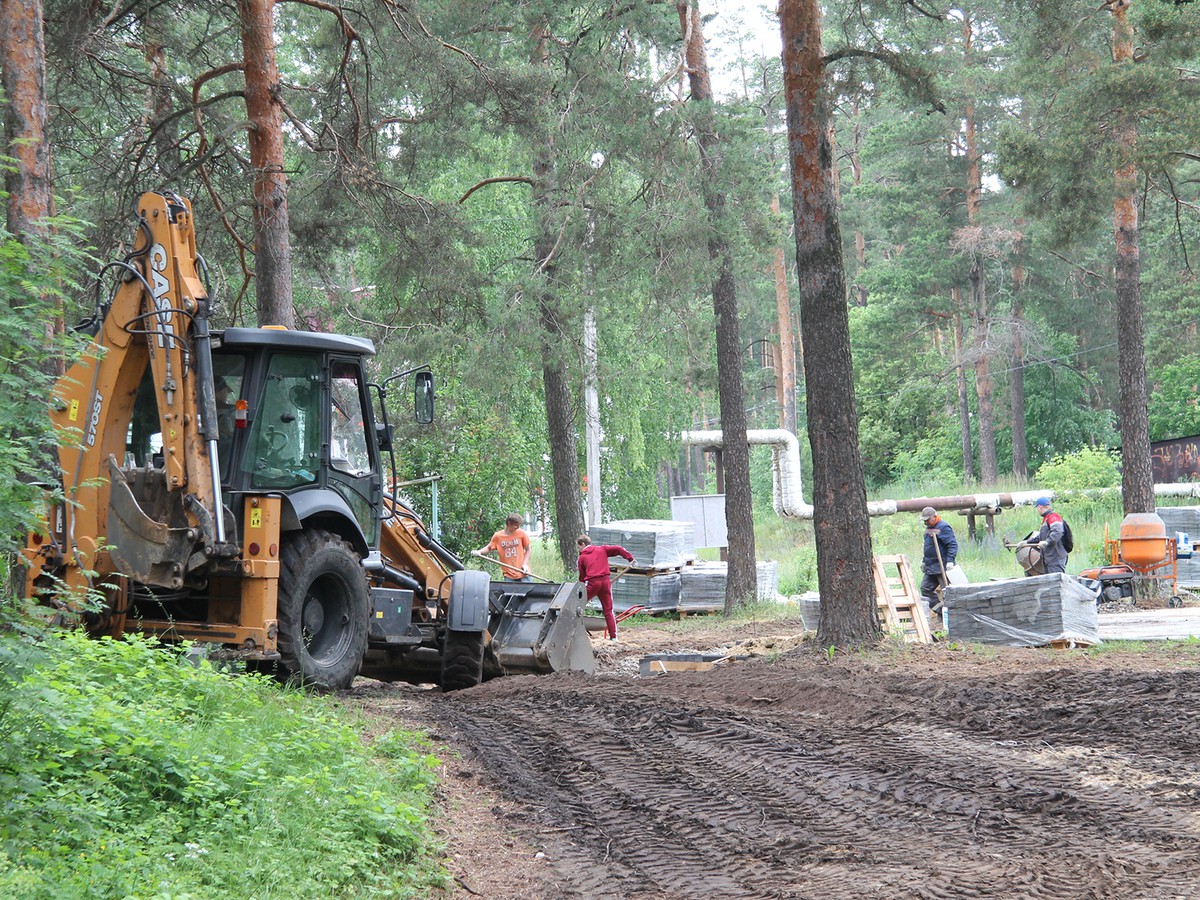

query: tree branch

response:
[458,176,534,204]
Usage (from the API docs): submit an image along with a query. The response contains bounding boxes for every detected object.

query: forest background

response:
[2,0,1199,595]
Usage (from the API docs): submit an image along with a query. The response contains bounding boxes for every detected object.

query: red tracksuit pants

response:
[586,578,617,639]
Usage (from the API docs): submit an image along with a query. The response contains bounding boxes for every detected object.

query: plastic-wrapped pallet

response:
[589,520,695,569]
[756,560,780,601]
[942,573,1099,646]
[799,591,821,631]
[679,560,782,611]
[1155,506,1200,587]
[610,572,681,612]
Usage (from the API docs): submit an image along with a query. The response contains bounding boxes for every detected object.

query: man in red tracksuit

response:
[576,534,635,641]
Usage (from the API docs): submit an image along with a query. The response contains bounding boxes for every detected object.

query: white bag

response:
[946,565,969,586]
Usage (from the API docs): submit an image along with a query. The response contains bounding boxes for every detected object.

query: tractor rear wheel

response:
[441,628,485,691]
[276,529,369,691]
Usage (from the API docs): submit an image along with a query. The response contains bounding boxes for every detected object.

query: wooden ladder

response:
[873,554,933,644]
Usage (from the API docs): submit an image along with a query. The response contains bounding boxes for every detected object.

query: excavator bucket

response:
[487,581,595,676]
[106,457,199,589]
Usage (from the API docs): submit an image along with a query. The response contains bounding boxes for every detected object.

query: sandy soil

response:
[347,618,1200,899]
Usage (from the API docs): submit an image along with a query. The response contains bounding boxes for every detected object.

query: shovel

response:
[470,550,556,583]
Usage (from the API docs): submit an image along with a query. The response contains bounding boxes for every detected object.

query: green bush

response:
[0,630,444,899]
[1033,446,1121,492]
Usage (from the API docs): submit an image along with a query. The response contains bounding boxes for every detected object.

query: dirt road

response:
[350,621,1200,899]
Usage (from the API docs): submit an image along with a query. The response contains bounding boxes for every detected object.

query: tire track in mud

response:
[428,667,1200,899]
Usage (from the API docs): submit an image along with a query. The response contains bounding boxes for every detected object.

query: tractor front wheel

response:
[276,529,369,691]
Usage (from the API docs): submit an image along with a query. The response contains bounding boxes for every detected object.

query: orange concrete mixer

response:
[1118,513,1171,572]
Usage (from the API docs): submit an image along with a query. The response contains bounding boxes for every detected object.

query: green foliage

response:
[0,631,444,899]
[1034,447,1121,492]
[1149,356,1200,441]
[0,208,93,595]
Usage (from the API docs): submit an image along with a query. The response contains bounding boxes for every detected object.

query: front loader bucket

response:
[487,581,595,676]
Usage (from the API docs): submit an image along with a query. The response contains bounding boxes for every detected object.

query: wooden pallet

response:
[611,563,684,577]
[873,554,933,644]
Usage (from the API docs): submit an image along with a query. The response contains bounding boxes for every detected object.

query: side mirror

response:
[375,422,394,452]
[414,371,434,424]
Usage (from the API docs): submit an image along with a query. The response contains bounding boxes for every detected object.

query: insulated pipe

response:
[678,429,1136,520]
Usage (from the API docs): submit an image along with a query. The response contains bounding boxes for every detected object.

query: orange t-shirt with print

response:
[486,528,531,579]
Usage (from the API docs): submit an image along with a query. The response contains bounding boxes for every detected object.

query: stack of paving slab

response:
[590,520,694,613]
[589,519,695,569]
[799,591,821,631]
[1154,506,1200,587]
[611,571,681,613]
[942,573,1099,647]
[678,560,782,612]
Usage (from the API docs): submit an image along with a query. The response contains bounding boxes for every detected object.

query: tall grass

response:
[0,630,445,899]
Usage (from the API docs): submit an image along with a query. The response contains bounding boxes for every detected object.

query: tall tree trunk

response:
[770,194,798,434]
[953,293,974,482]
[969,258,998,483]
[850,97,868,307]
[679,2,756,610]
[780,0,878,648]
[1010,235,1028,479]
[2,0,59,375]
[530,22,586,568]
[2,0,52,243]
[144,7,179,178]
[1110,0,1153,513]
[963,10,996,485]
[239,0,295,327]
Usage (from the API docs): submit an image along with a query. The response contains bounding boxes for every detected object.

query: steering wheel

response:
[265,429,289,453]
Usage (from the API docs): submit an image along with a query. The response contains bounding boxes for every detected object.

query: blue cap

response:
[1035,497,1051,506]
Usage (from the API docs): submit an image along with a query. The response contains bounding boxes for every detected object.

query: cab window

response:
[330,361,372,477]
[245,353,321,489]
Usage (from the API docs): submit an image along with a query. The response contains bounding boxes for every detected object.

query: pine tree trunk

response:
[2,0,59,378]
[1110,1,1154,514]
[144,7,179,178]
[2,0,52,243]
[770,194,798,434]
[1010,251,1029,479]
[239,0,295,327]
[530,22,586,569]
[953,295,974,482]
[970,257,998,484]
[781,0,878,648]
[961,23,997,486]
[850,101,868,307]
[679,2,756,610]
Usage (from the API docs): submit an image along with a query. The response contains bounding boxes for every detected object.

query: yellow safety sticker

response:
[249,509,262,529]
[68,399,79,421]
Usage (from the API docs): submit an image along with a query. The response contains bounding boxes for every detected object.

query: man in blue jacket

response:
[919,506,958,606]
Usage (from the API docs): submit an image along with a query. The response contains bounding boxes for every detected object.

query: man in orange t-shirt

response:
[478,514,532,582]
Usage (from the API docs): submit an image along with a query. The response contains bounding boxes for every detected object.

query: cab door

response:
[326,358,381,544]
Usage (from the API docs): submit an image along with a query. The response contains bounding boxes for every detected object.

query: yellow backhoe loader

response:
[21,191,594,690]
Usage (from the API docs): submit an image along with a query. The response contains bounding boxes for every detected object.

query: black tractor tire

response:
[276,529,369,691]
[441,628,485,692]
